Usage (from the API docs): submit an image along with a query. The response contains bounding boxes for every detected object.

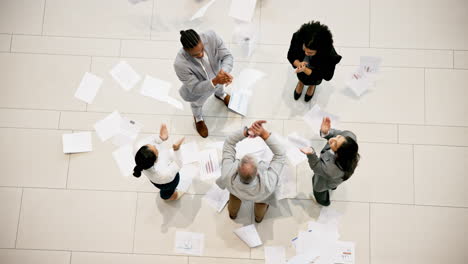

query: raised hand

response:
[172,137,185,151]
[159,123,169,141]
[300,147,315,155]
[212,69,232,85]
[249,120,269,140]
[320,117,331,135]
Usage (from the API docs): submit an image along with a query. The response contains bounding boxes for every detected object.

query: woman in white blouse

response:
[133,124,185,201]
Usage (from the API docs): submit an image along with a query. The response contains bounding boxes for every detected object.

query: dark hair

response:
[336,136,360,181]
[180,29,200,49]
[133,145,157,178]
[296,21,333,54]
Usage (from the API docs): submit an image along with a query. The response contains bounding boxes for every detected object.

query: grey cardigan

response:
[216,129,286,204]
[307,129,357,192]
[173,30,234,102]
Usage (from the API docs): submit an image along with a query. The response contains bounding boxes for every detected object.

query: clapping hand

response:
[300,147,314,155]
[159,123,169,141]
[172,137,185,151]
[295,61,308,73]
[249,120,270,140]
[320,117,331,135]
[213,69,233,86]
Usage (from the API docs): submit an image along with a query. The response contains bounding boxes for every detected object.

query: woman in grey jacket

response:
[300,117,360,206]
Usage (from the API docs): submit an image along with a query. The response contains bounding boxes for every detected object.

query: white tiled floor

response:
[0,0,467,263]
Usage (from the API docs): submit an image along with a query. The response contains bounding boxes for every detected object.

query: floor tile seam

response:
[2,49,462,69]
[368,202,372,264]
[132,193,139,253]
[149,0,155,40]
[14,188,24,248]
[2,126,468,148]
[3,32,468,52]
[412,144,416,205]
[9,34,13,52]
[368,0,371,48]
[423,69,426,124]
[65,152,71,189]
[40,0,47,35]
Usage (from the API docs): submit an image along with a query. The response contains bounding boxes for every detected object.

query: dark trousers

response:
[151,173,180,200]
[297,72,323,86]
[313,189,330,206]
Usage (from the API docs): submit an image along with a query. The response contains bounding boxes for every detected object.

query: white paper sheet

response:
[232,23,257,57]
[287,132,311,149]
[198,148,221,180]
[74,72,103,104]
[112,118,143,146]
[234,224,262,248]
[275,162,297,200]
[180,142,200,164]
[203,185,229,212]
[94,111,123,141]
[286,148,307,166]
[62,132,92,153]
[318,207,342,225]
[140,75,171,102]
[346,72,372,97]
[228,0,257,22]
[228,91,249,116]
[165,96,184,110]
[128,0,149,4]
[112,144,136,177]
[179,163,199,192]
[190,0,216,21]
[235,137,267,160]
[109,61,141,91]
[174,231,205,256]
[359,56,382,74]
[333,241,355,264]
[303,105,340,136]
[264,246,286,264]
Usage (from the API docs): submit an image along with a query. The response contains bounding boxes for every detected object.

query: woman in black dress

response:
[287,21,342,102]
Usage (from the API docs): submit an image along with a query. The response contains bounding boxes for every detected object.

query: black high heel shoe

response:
[294,89,302,100]
[304,85,316,102]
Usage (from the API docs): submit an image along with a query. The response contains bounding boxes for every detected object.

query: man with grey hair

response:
[216,120,286,223]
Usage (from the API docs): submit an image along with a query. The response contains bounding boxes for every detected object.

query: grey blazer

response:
[173,30,234,102]
[307,128,357,192]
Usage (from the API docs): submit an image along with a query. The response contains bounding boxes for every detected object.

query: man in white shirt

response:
[174,29,234,138]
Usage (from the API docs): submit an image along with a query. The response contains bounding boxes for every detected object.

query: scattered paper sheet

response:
[190,0,216,21]
[112,144,136,177]
[174,231,205,256]
[180,142,200,164]
[275,162,297,200]
[346,71,373,97]
[234,224,262,248]
[334,241,355,264]
[112,118,143,146]
[140,75,171,102]
[286,148,307,166]
[318,207,342,225]
[62,132,92,153]
[74,72,103,104]
[235,137,267,160]
[109,61,141,91]
[287,132,311,149]
[264,246,286,264]
[228,0,257,22]
[177,164,194,193]
[228,91,250,116]
[303,105,339,136]
[232,23,258,57]
[166,96,184,110]
[205,141,224,151]
[94,111,123,141]
[203,184,229,212]
[179,163,199,192]
[287,252,319,264]
[198,148,221,180]
[359,56,382,74]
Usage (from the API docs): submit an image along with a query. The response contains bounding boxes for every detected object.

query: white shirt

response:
[134,136,183,185]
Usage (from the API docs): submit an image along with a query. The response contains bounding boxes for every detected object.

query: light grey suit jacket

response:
[307,128,357,192]
[173,30,234,102]
[216,129,286,204]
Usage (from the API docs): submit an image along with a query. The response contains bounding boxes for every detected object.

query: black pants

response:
[151,173,180,200]
[297,72,323,86]
[313,189,330,206]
